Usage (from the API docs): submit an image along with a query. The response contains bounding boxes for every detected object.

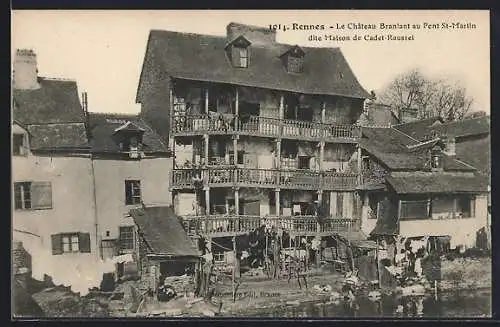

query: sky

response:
[12,10,490,114]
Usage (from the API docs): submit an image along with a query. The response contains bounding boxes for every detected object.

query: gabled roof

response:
[129,206,200,257]
[12,77,90,150]
[360,127,475,171]
[13,77,85,125]
[225,35,251,48]
[393,116,489,141]
[88,112,168,154]
[387,174,489,194]
[136,29,371,102]
[281,45,305,58]
[113,121,145,134]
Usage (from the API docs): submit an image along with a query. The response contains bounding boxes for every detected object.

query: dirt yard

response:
[440,256,491,291]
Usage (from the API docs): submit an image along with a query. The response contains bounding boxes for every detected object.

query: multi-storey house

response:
[12,49,99,287]
[86,112,173,276]
[357,125,489,253]
[135,23,372,260]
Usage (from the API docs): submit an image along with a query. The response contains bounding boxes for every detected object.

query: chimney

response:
[226,22,276,46]
[13,49,40,90]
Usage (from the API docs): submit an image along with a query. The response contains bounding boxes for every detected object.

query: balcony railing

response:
[181,215,359,236]
[171,168,359,190]
[172,114,360,142]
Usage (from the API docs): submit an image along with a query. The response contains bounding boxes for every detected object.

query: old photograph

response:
[11,10,491,318]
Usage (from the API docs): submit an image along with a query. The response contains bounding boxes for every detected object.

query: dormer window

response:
[281,45,305,74]
[226,35,251,68]
[113,121,145,158]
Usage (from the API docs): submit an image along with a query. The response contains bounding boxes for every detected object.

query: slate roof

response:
[360,127,475,171]
[393,116,490,141]
[136,29,371,102]
[27,123,89,150]
[87,113,168,153]
[13,78,85,125]
[129,206,200,257]
[386,174,489,194]
[13,77,90,150]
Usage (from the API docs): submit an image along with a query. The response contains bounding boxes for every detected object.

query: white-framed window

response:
[119,226,135,250]
[13,133,27,156]
[51,233,91,255]
[238,47,248,68]
[125,180,141,205]
[14,181,52,210]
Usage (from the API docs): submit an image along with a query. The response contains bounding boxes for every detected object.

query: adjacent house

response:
[135,22,372,262]
[12,49,99,285]
[357,126,489,252]
[86,112,172,275]
[12,49,174,291]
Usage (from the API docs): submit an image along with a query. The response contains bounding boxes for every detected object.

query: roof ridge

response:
[150,28,342,51]
[390,126,421,143]
[392,116,443,128]
[89,111,139,117]
[39,76,77,82]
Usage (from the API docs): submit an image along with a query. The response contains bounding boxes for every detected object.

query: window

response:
[51,233,91,255]
[287,56,304,74]
[298,156,311,169]
[399,196,430,219]
[14,181,52,210]
[119,226,134,250]
[362,156,371,171]
[431,154,440,169]
[238,47,248,68]
[229,150,244,165]
[125,180,141,205]
[13,133,26,156]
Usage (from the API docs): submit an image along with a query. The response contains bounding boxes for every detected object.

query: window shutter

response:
[51,234,63,255]
[125,181,132,204]
[79,233,91,253]
[31,182,52,209]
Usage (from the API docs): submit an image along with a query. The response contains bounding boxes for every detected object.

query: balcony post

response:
[204,88,209,114]
[321,101,326,140]
[275,188,280,216]
[234,87,239,131]
[204,187,210,215]
[279,94,284,135]
[357,144,362,185]
[275,139,281,187]
[233,135,238,165]
[319,141,325,171]
[321,101,326,123]
[169,83,174,137]
[234,187,240,216]
[316,190,322,234]
[204,134,209,165]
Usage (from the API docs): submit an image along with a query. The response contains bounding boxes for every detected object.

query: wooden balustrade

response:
[181,214,359,236]
[171,114,360,141]
[171,168,359,190]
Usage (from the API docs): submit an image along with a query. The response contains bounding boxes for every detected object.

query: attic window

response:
[237,47,248,68]
[228,36,251,68]
[339,72,344,79]
[283,46,305,74]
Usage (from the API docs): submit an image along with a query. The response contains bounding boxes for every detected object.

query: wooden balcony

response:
[181,215,359,237]
[171,168,359,190]
[172,114,360,142]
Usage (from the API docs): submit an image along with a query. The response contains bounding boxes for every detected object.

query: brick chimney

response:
[226,22,276,46]
[13,49,40,90]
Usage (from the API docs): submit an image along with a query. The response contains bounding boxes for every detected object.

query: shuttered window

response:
[51,233,91,255]
[14,181,52,210]
[125,180,141,205]
[13,133,27,156]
